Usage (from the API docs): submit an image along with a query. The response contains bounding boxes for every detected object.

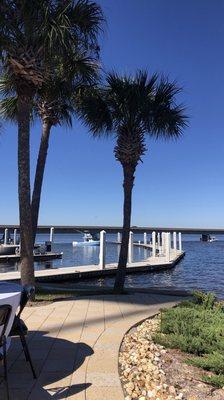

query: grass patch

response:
[32,285,78,303]
[32,284,116,303]
[153,291,224,388]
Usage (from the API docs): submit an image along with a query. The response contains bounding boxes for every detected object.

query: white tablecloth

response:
[0,282,21,338]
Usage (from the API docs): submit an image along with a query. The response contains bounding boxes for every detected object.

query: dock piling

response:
[161,232,165,255]
[178,232,182,252]
[173,232,177,252]
[117,232,121,243]
[143,232,147,245]
[159,232,163,256]
[13,229,17,245]
[4,228,8,245]
[128,231,134,263]
[99,230,106,269]
[157,232,161,248]
[165,232,171,261]
[50,227,54,243]
[152,231,156,257]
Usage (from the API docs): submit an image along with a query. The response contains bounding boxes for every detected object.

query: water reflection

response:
[72,245,99,265]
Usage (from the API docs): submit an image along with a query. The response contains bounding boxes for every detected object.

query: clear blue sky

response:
[1,0,224,228]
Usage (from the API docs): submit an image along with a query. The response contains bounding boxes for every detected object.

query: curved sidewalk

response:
[1,292,183,399]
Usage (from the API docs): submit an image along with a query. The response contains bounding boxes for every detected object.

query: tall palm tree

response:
[0,0,53,286]
[76,71,188,292]
[0,0,103,286]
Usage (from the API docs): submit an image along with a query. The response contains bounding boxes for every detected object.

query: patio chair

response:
[9,285,36,379]
[0,304,12,400]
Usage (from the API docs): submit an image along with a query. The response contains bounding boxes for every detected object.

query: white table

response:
[0,282,21,338]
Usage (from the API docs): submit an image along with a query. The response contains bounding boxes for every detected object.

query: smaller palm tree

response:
[0,54,99,245]
[76,70,188,292]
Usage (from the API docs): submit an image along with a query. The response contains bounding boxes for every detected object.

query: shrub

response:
[202,374,224,388]
[192,290,216,309]
[153,292,224,388]
[158,307,224,355]
[186,352,224,374]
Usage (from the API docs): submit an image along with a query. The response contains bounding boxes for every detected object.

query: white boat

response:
[200,234,217,242]
[208,236,217,242]
[73,233,100,247]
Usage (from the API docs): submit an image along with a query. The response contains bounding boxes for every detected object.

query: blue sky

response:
[1,0,224,227]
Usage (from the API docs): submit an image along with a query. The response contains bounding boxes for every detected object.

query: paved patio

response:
[0,292,183,399]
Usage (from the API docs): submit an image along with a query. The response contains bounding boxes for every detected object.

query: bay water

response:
[1,233,223,298]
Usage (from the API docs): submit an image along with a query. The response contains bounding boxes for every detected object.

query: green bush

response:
[192,290,216,309]
[202,374,224,388]
[158,307,224,355]
[153,292,224,388]
[186,352,224,374]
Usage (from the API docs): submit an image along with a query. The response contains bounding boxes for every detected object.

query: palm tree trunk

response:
[31,120,51,245]
[17,95,34,286]
[114,163,136,293]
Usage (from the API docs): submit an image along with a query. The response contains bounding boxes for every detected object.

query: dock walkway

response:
[0,252,62,263]
[2,291,185,399]
[0,250,184,282]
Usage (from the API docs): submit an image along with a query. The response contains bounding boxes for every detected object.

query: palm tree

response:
[76,71,188,292]
[31,57,99,244]
[0,0,52,286]
[0,58,99,246]
[0,0,103,286]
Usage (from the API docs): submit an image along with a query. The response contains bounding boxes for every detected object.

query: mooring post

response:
[128,231,134,263]
[117,232,121,243]
[159,232,163,255]
[165,232,171,261]
[152,231,156,257]
[161,232,165,255]
[50,227,54,243]
[13,229,17,245]
[4,228,8,245]
[157,232,161,248]
[173,231,177,252]
[99,230,106,269]
[143,232,147,245]
[178,232,182,252]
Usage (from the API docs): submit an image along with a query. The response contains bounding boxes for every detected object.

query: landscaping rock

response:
[119,315,224,400]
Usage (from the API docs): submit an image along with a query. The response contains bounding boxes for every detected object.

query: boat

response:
[208,236,217,242]
[200,234,217,242]
[0,244,19,255]
[72,233,100,247]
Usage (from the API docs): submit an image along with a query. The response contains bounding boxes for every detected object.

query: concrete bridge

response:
[0,224,224,235]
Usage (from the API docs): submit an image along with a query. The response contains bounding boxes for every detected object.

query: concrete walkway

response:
[0,292,183,400]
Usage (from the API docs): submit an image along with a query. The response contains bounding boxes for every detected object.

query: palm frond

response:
[0,96,18,122]
[75,85,113,135]
[0,74,16,96]
[71,0,104,40]
[148,78,188,139]
[77,69,188,164]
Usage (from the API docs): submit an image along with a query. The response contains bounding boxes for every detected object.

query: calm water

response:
[1,233,224,298]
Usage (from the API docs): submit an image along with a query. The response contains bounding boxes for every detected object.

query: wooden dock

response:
[0,250,184,282]
[0,252,63,263]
